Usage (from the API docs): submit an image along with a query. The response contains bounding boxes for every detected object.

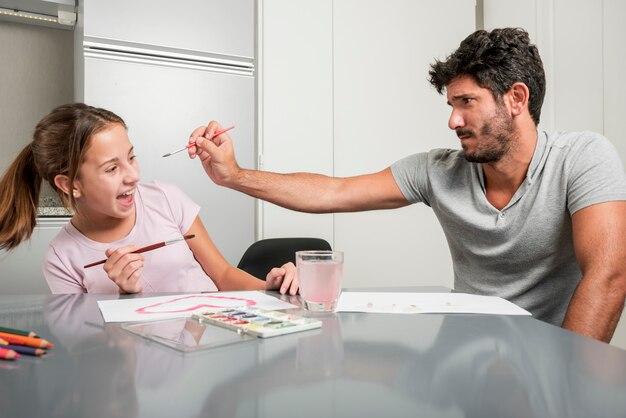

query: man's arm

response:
[229,168,410,213]
[562,201,626,342]
[189,121,411,213]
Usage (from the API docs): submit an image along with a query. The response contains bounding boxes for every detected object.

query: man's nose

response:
[448,109,465,130]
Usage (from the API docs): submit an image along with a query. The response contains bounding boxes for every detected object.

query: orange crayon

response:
[0,346,20,360]
[0,332,54,349]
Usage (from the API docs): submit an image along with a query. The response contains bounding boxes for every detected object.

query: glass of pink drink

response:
[296,250,344,312]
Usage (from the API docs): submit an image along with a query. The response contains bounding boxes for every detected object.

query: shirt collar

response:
[526,129,547,184]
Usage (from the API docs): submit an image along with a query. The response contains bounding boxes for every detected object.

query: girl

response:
[0,103,298,295]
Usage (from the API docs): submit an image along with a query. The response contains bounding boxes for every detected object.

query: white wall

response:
[603,0,626,161]
[483,0,626,162]
[260,0,626,349]
[477,0,626,349]
[257,0,335,244]
[259,0,476,289]
[333,0,476,289]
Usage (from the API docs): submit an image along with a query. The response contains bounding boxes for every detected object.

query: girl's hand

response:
[265,262,298,295]
[103,246,144,293]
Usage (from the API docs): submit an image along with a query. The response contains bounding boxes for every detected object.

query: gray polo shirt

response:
[391,130,626,326]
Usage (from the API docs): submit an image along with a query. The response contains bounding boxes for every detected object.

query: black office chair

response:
[237,237,332,280]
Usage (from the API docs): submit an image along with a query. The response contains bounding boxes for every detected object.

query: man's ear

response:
[54,174,79,198]
[508,82,530,117]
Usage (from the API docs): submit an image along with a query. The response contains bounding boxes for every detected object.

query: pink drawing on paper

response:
[135,295,257,314]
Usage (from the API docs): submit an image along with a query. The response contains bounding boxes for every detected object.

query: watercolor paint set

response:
[123,317,257,352]
[192,307,322,338]
[122,309,322,352]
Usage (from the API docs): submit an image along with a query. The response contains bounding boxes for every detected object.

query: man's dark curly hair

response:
[429,28,545,125]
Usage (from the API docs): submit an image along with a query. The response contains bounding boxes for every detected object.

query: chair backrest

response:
[237,237,332,280]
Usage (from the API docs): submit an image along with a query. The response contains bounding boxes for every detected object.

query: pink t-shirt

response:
[43,181,218,293]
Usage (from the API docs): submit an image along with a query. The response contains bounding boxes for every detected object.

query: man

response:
[189,28,626,343]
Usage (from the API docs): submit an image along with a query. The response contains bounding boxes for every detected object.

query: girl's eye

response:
[105,166,118,174]
[130,155,137,161]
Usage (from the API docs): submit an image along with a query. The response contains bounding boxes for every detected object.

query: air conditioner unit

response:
[0,0,76,30]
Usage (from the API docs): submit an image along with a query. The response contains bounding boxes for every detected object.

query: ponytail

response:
[0,144,42,250]
[0,103,127,251]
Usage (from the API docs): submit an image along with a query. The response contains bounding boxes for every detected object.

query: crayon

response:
[0,326,38,338]
[0,332,54,349]
[0,346,20,360]
[4,344,45,357]
[0,337,8,345]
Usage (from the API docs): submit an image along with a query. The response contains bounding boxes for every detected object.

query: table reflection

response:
[1,293,621,418]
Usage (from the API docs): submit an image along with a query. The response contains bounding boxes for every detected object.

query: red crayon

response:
[0,346,20,360]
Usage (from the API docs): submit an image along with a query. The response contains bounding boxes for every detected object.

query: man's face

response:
[446,76,515,163]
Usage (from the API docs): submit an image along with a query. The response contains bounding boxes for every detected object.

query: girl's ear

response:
[54,174,79,198]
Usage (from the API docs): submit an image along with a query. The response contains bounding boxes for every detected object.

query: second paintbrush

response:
[83,234,196,268]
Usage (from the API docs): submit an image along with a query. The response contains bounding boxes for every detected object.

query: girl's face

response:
[73,123,140,222]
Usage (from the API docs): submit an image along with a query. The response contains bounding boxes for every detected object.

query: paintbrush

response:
[162,125,235,157]
[83,234,195,268]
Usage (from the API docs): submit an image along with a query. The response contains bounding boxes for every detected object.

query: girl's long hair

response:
[0,103,126,250]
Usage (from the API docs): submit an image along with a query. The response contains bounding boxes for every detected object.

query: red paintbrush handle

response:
[83,234,195,268]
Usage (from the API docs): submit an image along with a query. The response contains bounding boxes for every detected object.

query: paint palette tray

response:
[192,308,322,338]
[122,317,256,352]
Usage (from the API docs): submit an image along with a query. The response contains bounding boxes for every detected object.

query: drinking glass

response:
[296,250,344,312]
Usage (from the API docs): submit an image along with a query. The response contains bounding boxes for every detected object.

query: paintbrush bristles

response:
[162,147,187,158]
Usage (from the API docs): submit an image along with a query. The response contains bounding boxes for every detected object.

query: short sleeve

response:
[565,134,626,214]
[43,245,86,294]
[390,152,430,204]
[152,180,201,234]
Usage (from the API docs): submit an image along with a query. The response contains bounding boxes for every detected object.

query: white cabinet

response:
[0,21,73,294]
[259,0,476,288]
[0,223,64,294]
[75,0,257,265]
[82,0,254,58]
[83,57,255,263]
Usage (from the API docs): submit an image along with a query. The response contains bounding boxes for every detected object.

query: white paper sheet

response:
[336,292,531,316]
[97,291,297,323]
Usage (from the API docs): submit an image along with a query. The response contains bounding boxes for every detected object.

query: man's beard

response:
[458,104,515,163]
